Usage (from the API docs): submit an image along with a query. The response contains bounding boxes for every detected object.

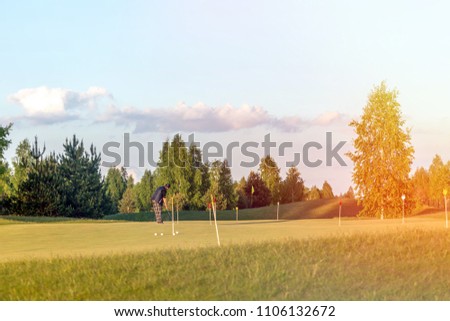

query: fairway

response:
[1,214,450,300]
[0,214,447,262]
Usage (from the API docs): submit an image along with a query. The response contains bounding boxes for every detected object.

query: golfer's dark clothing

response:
[151,186,167,223]
[152,200,163,223]
[151,186,167,205]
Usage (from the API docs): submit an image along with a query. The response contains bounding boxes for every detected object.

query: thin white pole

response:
[277,201,279,221]
[445,195,448,229]
[212,200,221,246]
[402,200,405,224]
[171,197,175,236]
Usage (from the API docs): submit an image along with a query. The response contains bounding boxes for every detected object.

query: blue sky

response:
[1,1,450,193]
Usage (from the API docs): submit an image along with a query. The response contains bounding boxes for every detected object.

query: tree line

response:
[0,129,341,218]
[98,134,341,214]
[411,154,450,209]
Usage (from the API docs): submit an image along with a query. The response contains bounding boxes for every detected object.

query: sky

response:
[1,0,450,194]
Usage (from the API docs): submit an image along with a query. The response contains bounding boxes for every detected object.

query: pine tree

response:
[59,135,105,218]
[280,167,304,203]
[348,82,414,218]
[308,186,322,200]
[321,181,334,199]
[15,138,62,216]
[245,171,271,208]
[344,186,355,199]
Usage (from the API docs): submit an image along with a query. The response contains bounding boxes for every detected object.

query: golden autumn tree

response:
[348,82,414,218]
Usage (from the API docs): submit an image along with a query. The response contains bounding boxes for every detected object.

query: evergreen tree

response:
[59,135,105,218]
[321,181,334,199]
[344,186,355,199]
[245,171,271,208]
[347,82,414,218]
[14,138,62,216]
[308,185,322,200]
[280,167,304,204]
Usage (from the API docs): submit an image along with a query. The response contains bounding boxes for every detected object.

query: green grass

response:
[1,228,449,300]
[105,198,362,222]
[3,213,448,262]
[1,200,449,300]
[0,215,87,224]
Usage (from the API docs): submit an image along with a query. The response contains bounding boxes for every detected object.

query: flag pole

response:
[208,203,212,225]
[251,185,254,208]
[277,201,279,221]
[211,195,221,246]
[171,197,175,236]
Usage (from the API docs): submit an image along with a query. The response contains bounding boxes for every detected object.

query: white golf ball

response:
[173,233,175,236]
[154,233,157,236]
[160,233,163,236]
[176,231,179,234]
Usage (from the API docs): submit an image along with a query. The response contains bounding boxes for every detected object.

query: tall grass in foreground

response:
[1,229,449,300]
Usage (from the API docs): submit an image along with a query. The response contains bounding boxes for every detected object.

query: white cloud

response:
[312,111,346,126]
[9,87,67,116]
[8,86,111,123]
[100,103,308,133]
[7,87,347,133]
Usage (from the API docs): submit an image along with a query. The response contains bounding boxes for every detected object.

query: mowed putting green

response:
[0,213,447,262]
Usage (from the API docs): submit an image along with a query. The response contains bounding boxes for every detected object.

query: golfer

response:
[151,183,170,223]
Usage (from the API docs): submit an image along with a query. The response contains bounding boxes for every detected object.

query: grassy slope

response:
[104,198,362,222]
[1,229,449,300]
[2,198,439,224]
